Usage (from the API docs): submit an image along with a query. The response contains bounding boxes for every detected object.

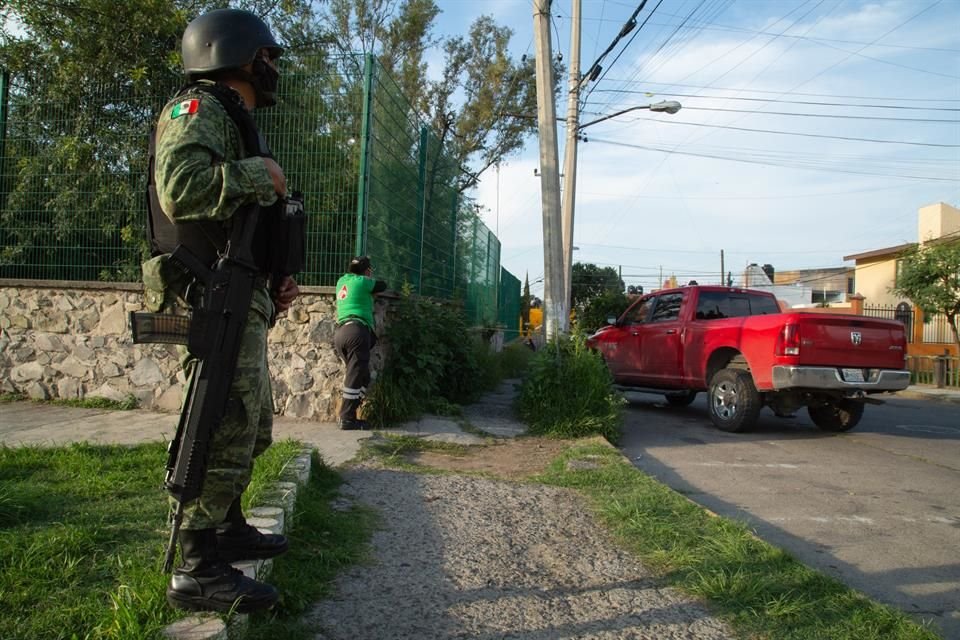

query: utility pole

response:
[560,0,581,330]
[533,0,565,340]
[720,250,725,286]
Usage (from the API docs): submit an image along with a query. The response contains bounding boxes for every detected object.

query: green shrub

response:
[364,286,500,427]
[517,332,625,443]
[499,342,535,378]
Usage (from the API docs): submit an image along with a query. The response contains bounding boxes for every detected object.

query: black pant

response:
[333,321,372,420]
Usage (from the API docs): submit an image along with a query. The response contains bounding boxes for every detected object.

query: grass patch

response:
[356,434,470,470]
[44,395,139,410]
[536,443,940,640]
[0,439,309,639]
[245,453,377,639]
[0,393,137,410]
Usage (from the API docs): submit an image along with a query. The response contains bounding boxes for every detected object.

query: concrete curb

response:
[161,449,314,640]
[895,389,960,405]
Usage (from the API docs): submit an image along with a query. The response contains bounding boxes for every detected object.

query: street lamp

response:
[560,100,682,329]
[577,100,682,131]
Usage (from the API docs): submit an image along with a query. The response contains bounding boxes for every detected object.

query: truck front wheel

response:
[708,368,762,432]
[808,399,865,432]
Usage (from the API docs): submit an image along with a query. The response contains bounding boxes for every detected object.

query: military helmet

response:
[181,8,283,77]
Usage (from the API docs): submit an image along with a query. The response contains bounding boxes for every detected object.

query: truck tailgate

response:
[794,314,906,369]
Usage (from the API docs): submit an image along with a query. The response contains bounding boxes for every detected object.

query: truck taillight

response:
[777,323,801,356]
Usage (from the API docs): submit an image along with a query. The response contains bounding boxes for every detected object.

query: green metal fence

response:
[498,267,521,341]
[0,53,514,329]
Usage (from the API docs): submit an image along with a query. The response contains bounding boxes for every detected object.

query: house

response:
[843,202,959,357]
[843,202,960,307]
[773,266,855,306]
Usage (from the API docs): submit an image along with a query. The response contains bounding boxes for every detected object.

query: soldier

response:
[141,8,298,613]
[334,256,387,429]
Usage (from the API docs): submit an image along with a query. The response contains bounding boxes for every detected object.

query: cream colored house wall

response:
[918,202,960,243]
[855,257,906,307]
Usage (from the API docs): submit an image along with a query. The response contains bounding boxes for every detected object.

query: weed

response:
[45,395,138,410]
[517,332,625,443]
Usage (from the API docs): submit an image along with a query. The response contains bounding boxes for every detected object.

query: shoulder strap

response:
[145,83,262,260]
[178,82,271,158]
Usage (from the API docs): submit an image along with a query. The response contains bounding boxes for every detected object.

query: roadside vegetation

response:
[0,439,357,640]
[0,392,138,410]
[517,332,625,443]
[363,287,534,428]
[538,442,940,640]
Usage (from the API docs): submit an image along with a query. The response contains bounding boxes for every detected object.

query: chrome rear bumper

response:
[771,366,910,392]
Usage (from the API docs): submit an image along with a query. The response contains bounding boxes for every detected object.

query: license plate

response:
[842,368,865,383]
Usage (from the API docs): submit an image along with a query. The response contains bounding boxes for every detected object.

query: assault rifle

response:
[131,202,262,573]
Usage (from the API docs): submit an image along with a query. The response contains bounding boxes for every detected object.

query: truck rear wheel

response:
[665,391,697,407]
[808,400,864,432]
[708,368,761,432]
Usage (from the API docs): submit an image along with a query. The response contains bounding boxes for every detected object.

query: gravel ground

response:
[308,467,734,640]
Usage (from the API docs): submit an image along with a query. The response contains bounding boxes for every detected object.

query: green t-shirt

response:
[335,273,379,328]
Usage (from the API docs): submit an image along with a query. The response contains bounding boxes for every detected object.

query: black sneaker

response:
[338,417,368,431]
[166,563,278,613]
[217,524,289,563]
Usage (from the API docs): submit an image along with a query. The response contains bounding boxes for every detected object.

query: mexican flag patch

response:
[171,98,200,119]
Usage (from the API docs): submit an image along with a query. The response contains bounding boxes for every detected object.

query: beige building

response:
[843,202,960,307]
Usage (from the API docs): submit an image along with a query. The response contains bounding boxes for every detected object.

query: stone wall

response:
[0,280,390,421]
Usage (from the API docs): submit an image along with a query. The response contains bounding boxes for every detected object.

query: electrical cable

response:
[589,90,960,111]
[675,105,959,123]
[588,115,960,148]
[586,136,960,182]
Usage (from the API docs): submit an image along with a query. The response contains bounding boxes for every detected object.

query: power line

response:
[592,80,960,103]
[579,0,651,90]
[676,105,959,123]
[586,136,960,182]
[599,115,960,148]
[615,11,960,53]
[589,90,960,111]
[582,0,668,105]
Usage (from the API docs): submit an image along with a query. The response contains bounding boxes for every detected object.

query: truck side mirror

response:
[606,314,618,326]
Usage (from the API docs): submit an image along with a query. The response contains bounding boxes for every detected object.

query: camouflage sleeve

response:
[155,94,278,223]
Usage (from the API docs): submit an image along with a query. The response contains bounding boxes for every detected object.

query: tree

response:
[576,290,631,334]
[571,262,624,311]
[892,241,960,352]
[0,0,322,280]
[521,272,531,327]
[319,1,552,190]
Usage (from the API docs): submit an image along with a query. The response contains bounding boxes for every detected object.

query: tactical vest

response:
[146,82,275,271]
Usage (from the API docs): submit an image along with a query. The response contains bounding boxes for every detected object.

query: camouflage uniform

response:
[142,81,277,531]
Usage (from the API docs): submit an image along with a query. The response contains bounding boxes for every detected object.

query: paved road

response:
[618,392,960,639]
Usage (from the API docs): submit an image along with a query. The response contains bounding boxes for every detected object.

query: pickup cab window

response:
[695,291,780,320]
[650,293,684,322]
[624,298,654,325]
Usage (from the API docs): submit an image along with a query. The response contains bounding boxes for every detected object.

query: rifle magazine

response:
[129,312,191,345]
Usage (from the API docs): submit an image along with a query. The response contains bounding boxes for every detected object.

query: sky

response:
[429,0,960,297]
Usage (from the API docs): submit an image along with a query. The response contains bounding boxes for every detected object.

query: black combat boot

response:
[166,528,278,613]
[337,416,368,430]
[216,497,289,563]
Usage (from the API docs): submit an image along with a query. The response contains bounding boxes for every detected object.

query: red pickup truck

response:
[586,285,910,432]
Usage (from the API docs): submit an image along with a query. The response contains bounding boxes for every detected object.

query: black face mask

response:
[249,58,279,108]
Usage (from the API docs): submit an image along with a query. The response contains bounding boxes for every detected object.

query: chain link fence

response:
[0,54,519,331]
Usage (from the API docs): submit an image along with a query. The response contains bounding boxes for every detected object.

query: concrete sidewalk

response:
[1,380,955,461]
[895,383,960,404]
[0,379,528,465]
